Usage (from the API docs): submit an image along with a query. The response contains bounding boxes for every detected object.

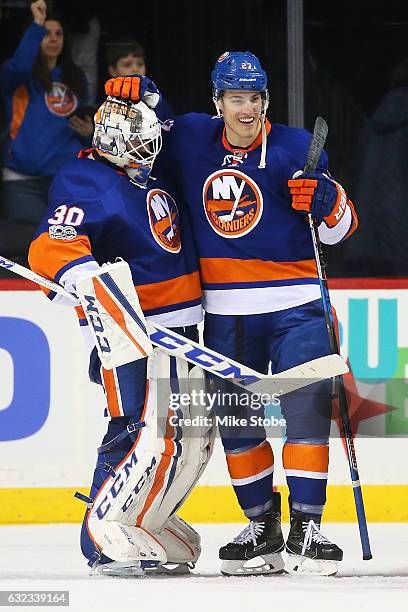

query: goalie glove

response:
[288,171,348,228]
[105,75,161,109]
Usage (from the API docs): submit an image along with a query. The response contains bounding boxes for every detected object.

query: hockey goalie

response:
[28,93,214,576]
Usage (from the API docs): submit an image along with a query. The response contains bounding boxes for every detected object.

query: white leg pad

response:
[140,364,215,532]
[155,515,201,564]
[88,351,214,553]
[87,519,166,564]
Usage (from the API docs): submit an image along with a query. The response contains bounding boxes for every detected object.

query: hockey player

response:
[28,93,214,576]
[106,53,357,576]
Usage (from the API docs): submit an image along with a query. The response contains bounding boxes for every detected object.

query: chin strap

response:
[258,114,267,169]
[214,97,267,168]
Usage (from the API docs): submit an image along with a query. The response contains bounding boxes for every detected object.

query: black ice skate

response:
[285,511,343,576]
[219,492,285,576]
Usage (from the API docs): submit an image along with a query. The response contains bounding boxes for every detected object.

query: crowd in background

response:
[0,0,151,266]
[0,0,407,278]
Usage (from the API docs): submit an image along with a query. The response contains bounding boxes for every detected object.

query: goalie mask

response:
[93,97,162,187]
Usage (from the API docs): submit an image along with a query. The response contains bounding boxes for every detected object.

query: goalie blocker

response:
[76,260,153,370]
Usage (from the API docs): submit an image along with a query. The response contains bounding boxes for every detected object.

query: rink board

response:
[1,278,408,523]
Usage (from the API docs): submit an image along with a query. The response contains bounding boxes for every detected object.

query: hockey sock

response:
[225,440,274,518]
[283,439,329,515]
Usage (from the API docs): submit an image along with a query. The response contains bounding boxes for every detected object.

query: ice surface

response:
[0,523,407,612]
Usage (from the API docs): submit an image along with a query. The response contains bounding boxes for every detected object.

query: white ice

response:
[0,523,407,612]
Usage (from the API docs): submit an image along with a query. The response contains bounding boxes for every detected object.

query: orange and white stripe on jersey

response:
[136,271,201,313]
[200,257,318,285]
[200,257,321,315]
[226,440,274,486]
[28,231,92,286]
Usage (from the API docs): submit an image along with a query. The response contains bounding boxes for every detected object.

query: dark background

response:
[2,0,407,182]
[2,1,407,110]
[1,0,407,274]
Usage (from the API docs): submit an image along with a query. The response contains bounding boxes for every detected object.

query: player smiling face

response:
[219,90,263,148]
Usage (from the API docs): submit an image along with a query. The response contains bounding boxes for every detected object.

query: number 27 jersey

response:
[163,113,357,315]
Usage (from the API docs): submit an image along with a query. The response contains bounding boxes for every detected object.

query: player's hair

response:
[105,37,145,68]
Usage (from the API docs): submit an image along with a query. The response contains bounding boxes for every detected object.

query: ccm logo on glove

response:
[288,171,347,228]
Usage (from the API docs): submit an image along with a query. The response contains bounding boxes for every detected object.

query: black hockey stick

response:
[305,116,372,560]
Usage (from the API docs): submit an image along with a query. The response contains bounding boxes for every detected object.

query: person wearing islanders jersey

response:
[28,96,203,575]
[105,55,357,577]
[0,0,91,224]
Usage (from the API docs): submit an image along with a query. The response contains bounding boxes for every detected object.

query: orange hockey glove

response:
[105,76,160,108]
[288,172,349,227]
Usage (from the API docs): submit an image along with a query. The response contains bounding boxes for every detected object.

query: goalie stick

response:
[305,116,372,560]
[0,254,348,396]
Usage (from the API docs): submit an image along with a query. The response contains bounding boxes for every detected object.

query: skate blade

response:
[91,561,192,578]
[91,560,145,577]
[285,554,338,576]
[221,553,285,576]
[146,563,194,576]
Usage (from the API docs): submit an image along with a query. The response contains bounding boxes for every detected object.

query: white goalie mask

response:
[92,96,162,187]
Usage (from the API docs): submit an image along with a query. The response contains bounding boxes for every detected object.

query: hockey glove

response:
[105,75,161,109]
[288,171,347,227]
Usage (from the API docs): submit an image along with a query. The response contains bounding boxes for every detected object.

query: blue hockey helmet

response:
[211,51,268,100]
[212,51,269,170]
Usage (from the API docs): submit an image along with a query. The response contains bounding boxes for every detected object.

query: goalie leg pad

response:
[82,348,214,567]
[137,363,216,532]
[155,514,201,564]
[87,520,166,565]
[85,351,213,559]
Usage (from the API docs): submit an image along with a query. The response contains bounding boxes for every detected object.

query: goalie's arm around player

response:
[28,93,215,576]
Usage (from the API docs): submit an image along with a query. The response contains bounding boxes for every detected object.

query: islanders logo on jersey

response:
[45,82,78,117]
[202,169,263,238]
[147,189,181,253]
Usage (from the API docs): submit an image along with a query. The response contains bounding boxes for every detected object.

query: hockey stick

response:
[0,254,348,396]
[305,117,372,560]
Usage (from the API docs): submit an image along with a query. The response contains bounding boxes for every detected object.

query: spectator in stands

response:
[345,57,408,276]
[0,0,91,224]
[105,37,146,79]
[102,36,174,121]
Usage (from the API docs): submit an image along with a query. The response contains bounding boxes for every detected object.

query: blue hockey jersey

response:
[163,114,357,315]
[28,150,202,328]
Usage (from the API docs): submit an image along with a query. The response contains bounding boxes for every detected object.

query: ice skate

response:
[90,557,195,577]
[219,492,285,576]
[90,558,159,577]
[285,511,343,576]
